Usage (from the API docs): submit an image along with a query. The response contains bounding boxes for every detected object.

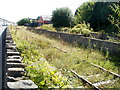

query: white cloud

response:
[0,0,87,22]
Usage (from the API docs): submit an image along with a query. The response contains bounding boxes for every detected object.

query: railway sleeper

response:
[7,52,21,56]
[70,70,100,90]
[7,68,25,77]
[6,33,11,36]
[7,49,17,52]
[92,79,115,87]
[7,76,24,82]
[6,46,17,50]
[85,74,100,79]
[7,55,22,59]
[7,63,25,68]
[7,59,22,63]
[7,80,38,89]
[6,43,16,46]
[6,36,12,40]
[6,44,16,49]
[6,40,14,43]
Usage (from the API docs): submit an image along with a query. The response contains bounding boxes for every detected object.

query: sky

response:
[0,0,88,23]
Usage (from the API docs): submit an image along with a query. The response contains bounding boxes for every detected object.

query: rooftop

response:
[38,15,52,21]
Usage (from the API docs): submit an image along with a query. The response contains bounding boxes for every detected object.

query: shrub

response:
[70,23,92,36]
[40,24,56,31]
[51,7,74,27]
[17,18,30,26]
[58,27,71,32]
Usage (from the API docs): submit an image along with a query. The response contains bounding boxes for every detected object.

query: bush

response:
[74,23,92,30]
[56,27,71,32]
[70,28,91,36]
[70,23,92,36]
[51,7,74,27]
[61,27,71,32]
[17,18,30,26]
[40,24,56,31]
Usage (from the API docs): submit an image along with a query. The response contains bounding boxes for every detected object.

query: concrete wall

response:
[35,29,120,56]
[0,28,3,90]
[90,33,120,40]
[0,27,7,89]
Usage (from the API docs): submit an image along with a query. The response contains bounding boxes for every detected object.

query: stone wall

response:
[35,29,120,56]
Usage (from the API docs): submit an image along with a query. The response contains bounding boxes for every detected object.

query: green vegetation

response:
[38,24,120,42]
[14,1,120,88]
[39,23,93,37]
[75,1,95,24]
[75,1,119,34]
[9,26,120,88]
[51,7,74,27]
[69,23,93,36]
[37,24,56,31]
[108,3,120,33]
[9,26,69,88]
[17,18,30,26]
[17,0,119,36]
[17,0,119,35]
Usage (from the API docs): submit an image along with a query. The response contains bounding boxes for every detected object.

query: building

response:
[37,15,52,26]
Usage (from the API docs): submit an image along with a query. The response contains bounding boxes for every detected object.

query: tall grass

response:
[9,26,120,88]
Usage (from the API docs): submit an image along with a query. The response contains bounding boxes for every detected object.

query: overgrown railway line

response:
[70,69,119,89]
[7,26,120,89]
[54,46,120,89]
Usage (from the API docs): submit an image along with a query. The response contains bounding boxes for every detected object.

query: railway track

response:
[54,46,120,89]
[68,62,119,89]
[9,27,119,89]
[59,66,119,89]
[29,29,120,89]
[70,69,118,89]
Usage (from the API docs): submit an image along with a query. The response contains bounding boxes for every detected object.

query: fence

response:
[0,26,7,89]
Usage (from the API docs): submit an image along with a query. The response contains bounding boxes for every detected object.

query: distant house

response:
[37,15,52,26]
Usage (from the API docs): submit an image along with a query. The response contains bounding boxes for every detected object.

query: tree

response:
[108,3,120,33]
[17,18,30,26]
[75,1,95,24]
[75,1,119,33]
[51,7,74,27]
[90,2,114,32]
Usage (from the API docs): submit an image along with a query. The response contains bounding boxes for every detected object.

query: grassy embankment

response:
[9,25,120,88]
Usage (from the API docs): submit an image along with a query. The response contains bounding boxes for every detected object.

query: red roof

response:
[38,15,52,24]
